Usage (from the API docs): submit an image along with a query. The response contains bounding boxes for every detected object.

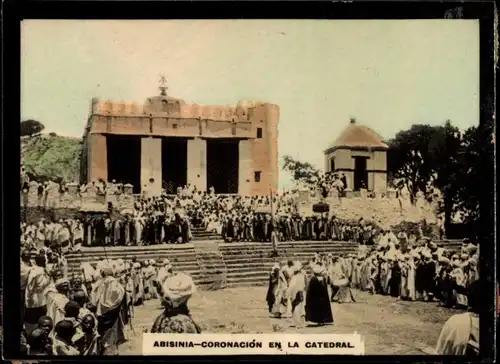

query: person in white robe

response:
[450,259,468,308]
[270,264,289,318]
[46,277,71,329]
[73,222,84,252]
[434,280,480,355]
[406,252,417,301]
[24,254,52,334]
[92,266,129,355]
[21,250,33,317]
[287,261,307,328]
[156,259,174,287]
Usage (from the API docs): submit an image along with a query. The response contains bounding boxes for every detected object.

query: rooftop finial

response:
[350,117,356,124]
[159,74,168,96]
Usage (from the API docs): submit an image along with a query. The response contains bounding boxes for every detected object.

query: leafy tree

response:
[428,120,463,232]
[455,119,494,231]
[282,155,321,188]
[22,135,81,182]
[21,119,45,137]
[387,124,437,204]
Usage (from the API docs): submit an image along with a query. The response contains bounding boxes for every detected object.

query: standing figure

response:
[151,272,201,333]
[267,263,288,318]
[92,267,129,355]
[287,261,307,328]
[305,263,334,326]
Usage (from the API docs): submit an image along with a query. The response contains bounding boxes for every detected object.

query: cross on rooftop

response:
[159,74,168,96]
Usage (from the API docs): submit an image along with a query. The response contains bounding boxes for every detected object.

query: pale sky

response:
[21,20,479,188]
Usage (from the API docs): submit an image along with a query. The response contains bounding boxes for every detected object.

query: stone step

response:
[226,275,270,286]
[219,245,357,253]
[67,251,197,260]
[66,248,359,269]
[66,244,195,253]
[227,281,268,288]
[65,240,462,285]
[66,243,358,259]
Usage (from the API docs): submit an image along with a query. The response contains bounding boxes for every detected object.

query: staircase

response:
[192,241,228,290]
[190,226,221,241]
[218,241,359,288]
[65,240,464,290]
[65,241,360,288]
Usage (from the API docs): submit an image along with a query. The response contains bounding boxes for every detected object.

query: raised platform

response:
[65,240,463,289]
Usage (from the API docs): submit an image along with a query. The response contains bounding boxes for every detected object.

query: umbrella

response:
[79,202,108,213]
[255,206,272,214]
[120,208,134,216]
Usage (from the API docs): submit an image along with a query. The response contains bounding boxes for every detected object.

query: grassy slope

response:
[21,134,82,182]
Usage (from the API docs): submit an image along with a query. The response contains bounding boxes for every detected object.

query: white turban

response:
[161,272,196,308]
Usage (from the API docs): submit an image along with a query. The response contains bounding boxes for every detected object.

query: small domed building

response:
[324,118,388,192]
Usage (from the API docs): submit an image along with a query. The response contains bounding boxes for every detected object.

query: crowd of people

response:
[266,236,480,354]
[266,236,479,325]
[20,226,479,356]
[21,247,200,356]
[21,180,414,250]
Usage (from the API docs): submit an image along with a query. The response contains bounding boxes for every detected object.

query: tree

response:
[282,155,321,188]
[387,124,438,204]
[454,119,494,233]
[21,119,45,137]
[428,120,463,232]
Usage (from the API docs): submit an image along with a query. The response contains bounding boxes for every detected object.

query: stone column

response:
[368,172,375,191]
[140,137,162,196]
[238,139,252,196]
[187,138,207,191]
[372,172,388,192]
[88,134,107,182]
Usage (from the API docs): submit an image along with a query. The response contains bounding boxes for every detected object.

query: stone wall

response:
[20,182,135,211]
[296,188,438,230]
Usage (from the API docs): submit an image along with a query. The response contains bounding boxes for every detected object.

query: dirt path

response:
[118,287,459,355]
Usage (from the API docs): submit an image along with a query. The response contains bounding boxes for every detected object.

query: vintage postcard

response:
[17,18,491,357]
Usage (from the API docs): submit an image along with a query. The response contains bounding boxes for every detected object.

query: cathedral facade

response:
[80,85,279,196]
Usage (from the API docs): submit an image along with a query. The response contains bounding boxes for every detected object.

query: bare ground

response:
[119,287,460,355]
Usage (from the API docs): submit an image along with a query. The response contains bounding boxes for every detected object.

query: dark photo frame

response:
[2,1,497,362]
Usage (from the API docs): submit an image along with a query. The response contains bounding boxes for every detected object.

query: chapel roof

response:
[325,118,389,153]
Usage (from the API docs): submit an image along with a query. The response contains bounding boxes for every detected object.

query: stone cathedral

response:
[80,79,280,196]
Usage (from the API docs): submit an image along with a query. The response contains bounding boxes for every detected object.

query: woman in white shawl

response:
[329,257,356,303]
[286,261,307,328]
[269,264,289,318]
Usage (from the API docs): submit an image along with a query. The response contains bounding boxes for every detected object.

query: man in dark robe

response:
[225,217,234,242]
[305,263,334,325]
[157,213,166,243]
[389,259,402,297]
